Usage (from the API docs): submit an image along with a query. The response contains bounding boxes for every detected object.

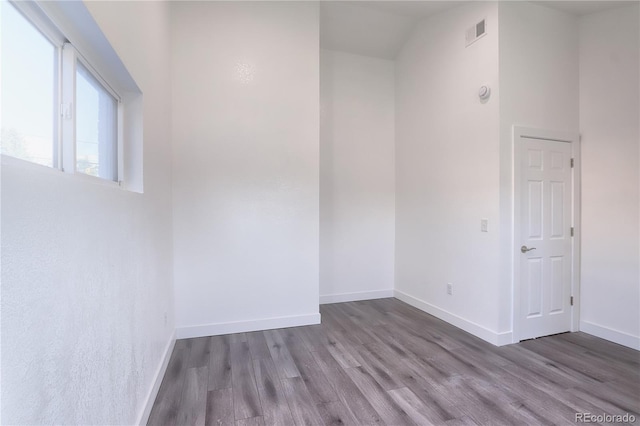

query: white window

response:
[1,0,138,186]
[1,1,58,167]
[74,55,119,181]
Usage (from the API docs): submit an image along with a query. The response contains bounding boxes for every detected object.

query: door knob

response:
[521,245,536,253]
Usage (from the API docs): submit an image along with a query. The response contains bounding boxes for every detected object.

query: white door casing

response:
[513,127,581,342]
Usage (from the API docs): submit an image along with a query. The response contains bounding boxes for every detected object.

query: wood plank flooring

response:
[148,299,640,425]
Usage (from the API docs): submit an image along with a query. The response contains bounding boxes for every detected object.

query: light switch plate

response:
[481,219,488,232]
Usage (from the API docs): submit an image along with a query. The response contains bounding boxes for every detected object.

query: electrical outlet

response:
[447,283,453,295]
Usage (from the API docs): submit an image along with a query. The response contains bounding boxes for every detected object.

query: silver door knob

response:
[521,245,536,253]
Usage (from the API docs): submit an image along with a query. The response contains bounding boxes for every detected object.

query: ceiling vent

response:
[465,18,486,47]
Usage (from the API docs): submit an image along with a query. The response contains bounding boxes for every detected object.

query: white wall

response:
[579,4,640,349]
[171,2,320,338]
[1,1,174,424]
[319,50,396,304]
[395,2,504,344]
[498,2,580,337]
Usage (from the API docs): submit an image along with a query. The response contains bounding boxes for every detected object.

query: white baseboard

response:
[320,289,394,305]
[137,329,176,426]
[580,320,640,350]
[394,289,512,347]
[176,313,321,339]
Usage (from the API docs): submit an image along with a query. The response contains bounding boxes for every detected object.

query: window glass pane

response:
[0,2,56,167]
[76,62,117,181]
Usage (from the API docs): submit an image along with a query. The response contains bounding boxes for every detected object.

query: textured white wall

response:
[579,4,639,348]
[171,2,320,337]
[395,2,503,343]
[499,2,580,337]
[1,1,174,424]
[319,49,395,303]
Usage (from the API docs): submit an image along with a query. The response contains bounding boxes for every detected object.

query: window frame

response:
[3,0,124,186]
[61,43,123,183]
[1,0,63,169]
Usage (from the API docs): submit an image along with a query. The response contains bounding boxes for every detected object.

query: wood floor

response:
[148,299,640,425]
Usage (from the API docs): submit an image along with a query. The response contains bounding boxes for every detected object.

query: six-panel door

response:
[519,137,573,341]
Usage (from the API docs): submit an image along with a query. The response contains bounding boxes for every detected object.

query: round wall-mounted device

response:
[478,85,491,101]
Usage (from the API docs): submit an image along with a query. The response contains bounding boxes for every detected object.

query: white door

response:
[515,128,578,341]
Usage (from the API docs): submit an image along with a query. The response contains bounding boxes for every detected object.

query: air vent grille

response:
[465,18,487,47]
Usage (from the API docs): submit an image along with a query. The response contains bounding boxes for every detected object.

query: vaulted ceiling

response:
[320,0,638,59]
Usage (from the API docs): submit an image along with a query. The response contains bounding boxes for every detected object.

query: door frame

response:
[512,126,581,343]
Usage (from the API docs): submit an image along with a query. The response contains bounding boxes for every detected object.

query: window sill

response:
[2,154,127,191]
